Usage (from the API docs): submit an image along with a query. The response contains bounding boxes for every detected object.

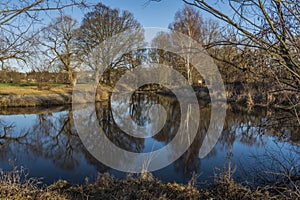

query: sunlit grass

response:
[0,83,71,95]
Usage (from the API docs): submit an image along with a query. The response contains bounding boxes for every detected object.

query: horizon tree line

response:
[0,1,299,108]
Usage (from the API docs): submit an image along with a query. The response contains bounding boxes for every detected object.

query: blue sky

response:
[98,0,185,28]
[8,0,227,28]
[70,0,219,28]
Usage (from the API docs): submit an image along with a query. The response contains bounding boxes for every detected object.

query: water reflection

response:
[0,93,299,185]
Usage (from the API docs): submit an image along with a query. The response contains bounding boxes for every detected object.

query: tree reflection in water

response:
[0,93,298,185]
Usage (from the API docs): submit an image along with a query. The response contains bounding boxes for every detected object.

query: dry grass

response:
[0,167,294,200]
[0,167,69,200]
[0,83,72,95]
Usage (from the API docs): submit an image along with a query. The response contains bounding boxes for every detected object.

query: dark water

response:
[0,93,299,187]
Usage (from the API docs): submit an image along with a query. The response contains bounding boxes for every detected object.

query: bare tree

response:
[177,0,300,91]
[40,15,80,86]
[0,0,86,70]
[75,3,143,85]
[168,5,204,84]
[159,5,221,84]
[169,5,204,43]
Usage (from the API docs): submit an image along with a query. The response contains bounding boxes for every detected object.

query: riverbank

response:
[0,83,299,110]
[0,172,294,200]
[0,83,72,107]
[0,84,112,107]
[0,93,72,107]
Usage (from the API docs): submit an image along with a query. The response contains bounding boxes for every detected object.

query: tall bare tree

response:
[168,5,204,84]
[75,3,143,85]
[40,15,80,86]
[166,5,222,84]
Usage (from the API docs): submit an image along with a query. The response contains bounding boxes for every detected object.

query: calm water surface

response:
[0,93,299,187]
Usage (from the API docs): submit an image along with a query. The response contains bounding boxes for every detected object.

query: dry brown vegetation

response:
[0,168,298,200]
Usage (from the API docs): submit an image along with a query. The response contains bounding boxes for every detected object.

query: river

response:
[0,92,299,188]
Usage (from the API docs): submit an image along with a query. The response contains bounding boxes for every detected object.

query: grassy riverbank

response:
[0,168,298,200]
[0,83,113,107]
[0,83,299,110]
[0,83,71,95]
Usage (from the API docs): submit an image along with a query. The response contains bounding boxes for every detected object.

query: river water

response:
[0,92,299,187]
